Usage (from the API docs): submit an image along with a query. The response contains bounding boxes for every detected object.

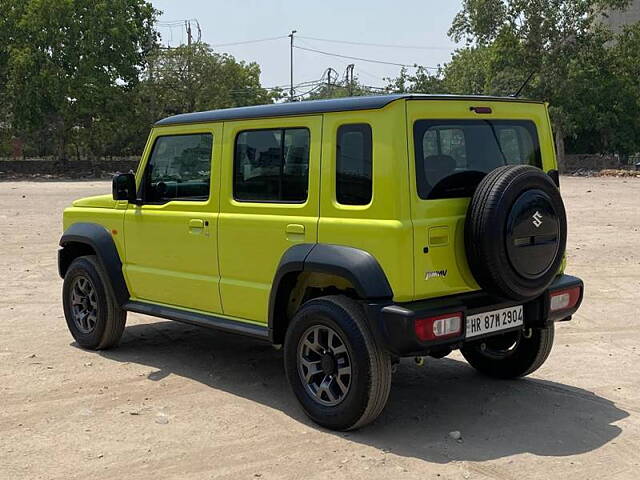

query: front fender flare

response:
[59,222,130,306]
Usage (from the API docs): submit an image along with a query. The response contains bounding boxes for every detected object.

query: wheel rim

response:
[70,276,98,334]
[297,325,352,406]
[478,330,522,359]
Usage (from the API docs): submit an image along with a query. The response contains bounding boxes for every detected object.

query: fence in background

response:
[0,158,140,178]
[560,154,639,173]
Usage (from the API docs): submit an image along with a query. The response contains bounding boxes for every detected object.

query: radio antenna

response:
[512,70,536,98]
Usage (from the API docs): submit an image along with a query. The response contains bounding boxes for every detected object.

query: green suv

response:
[59,94,584,430]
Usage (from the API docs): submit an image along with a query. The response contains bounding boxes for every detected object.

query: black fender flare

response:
[58,222,130,306]
[268,243,393,342]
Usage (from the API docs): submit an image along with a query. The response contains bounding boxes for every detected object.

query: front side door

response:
[218,116,322,323]
[123,124,223,313]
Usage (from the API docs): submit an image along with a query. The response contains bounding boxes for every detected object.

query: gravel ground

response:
[1,177,639,480]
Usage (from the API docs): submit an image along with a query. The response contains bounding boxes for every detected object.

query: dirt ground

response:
[1,176,639,480]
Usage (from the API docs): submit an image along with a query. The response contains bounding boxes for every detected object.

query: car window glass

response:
[143,133,212,203]
[234,128,309,202]
[414,120,541,199]
[336,124,372,205]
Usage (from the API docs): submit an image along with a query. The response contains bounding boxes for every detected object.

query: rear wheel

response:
[284,295,391,431]
[62,255,126,350]
[461,325,555,379]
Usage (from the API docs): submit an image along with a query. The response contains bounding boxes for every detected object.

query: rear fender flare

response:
[268,243,393,343]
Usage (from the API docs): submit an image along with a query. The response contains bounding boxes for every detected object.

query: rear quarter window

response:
[414,120,541,200]
[336,124,372,205]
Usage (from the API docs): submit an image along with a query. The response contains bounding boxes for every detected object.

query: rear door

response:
[218,116,322,323]
[406,99,555,300]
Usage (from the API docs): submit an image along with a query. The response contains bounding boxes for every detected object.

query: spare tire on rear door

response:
[465,165,567,301]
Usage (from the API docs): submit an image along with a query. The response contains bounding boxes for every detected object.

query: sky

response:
[150,0,464,92]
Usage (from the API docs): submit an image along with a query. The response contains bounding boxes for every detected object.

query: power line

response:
[210,35,288,48]
[292,83,325,99]
[157,19,201,47]
[353,66,386,82]
[157,19,199,26]
[228,74,331,93]
[293,44,438,70]
[298,35,454,51]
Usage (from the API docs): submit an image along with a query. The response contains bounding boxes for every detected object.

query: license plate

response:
[466,305,524,338]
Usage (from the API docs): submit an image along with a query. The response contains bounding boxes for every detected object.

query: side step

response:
[123,301,270,341]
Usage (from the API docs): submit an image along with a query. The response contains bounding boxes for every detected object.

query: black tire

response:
[461,325,555,379]
[284,295,391,431]
[62,255,126,350]
[465,165,567,301]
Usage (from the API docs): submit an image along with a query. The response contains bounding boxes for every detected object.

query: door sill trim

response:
[123,301,270,341]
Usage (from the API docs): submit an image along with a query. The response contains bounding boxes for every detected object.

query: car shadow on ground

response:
[97,320,628,464]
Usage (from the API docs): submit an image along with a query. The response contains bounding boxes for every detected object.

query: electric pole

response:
[186,20,192,46]
[326,68,337,97]
[289,30,297,101]
[346,64,355,96]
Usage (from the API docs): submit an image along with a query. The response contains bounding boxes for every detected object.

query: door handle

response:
[285,224,305,235]
[189,218,205,233]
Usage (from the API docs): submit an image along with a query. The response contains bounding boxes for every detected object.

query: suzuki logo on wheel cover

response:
[532,211,543,228]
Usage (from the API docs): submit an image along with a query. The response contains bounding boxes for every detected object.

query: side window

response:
[336,124,372,205]
[143,133,212,203]
[234,128,309,202]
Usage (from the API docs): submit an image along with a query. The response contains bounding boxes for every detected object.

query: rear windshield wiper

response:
[485,121,508,165]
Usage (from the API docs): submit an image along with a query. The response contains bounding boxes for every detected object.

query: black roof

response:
[155,94,542,126]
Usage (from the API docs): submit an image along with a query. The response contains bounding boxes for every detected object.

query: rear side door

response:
[218,116,322,323]
[406,99,554,300]
[123,124,223,313]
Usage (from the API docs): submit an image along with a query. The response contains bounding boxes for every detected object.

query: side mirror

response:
[112,172,137,202]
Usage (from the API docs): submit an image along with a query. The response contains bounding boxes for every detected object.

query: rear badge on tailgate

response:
[425,269,448,280]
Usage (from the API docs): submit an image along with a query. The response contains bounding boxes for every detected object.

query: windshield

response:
[414,119,542,199]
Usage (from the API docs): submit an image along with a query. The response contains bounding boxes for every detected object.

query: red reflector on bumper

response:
[415,312,462,341]
[549,286,581,311]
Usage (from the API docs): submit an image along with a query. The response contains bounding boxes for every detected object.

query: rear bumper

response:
[365,274,583,357]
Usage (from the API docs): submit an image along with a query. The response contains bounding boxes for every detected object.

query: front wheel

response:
[284,295,391,431]
[461,325,555,379]
[62,255,126,350]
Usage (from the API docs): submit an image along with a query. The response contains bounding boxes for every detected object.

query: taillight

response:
[415,312,462,341]
[549,287,581,312]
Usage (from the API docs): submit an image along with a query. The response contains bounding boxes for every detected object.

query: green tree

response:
[140,42,278,118]
[605,22,640,153]
[447,0,635,157]
[4,0,158,159]
[387,0,638,157]
[112,42,278,155]
[305,72,377,99]
[441,47,492,95]
[0,2,28,156]
[383,66,447,94]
